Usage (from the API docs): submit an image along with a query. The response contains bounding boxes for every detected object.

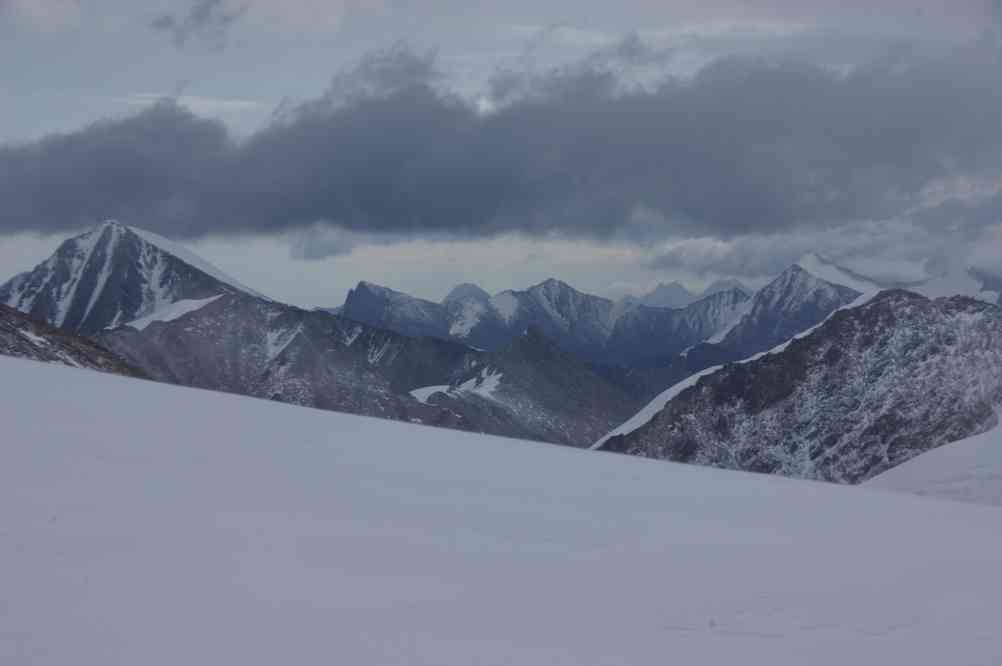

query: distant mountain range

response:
[340,277,751,366]
[627,278,749,309]
[0,221,640,446]
[98,290,639,446]
[5,221,1002,485]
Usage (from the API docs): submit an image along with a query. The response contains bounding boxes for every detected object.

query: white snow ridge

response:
[4,355,1002,665]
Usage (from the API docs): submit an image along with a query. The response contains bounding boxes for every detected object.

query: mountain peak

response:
[0,223,261,334]
[98,219,126,232]
[354,280,394,295]
[639,281,696,308]
[534,277,572,291]
[443,283,490,304]
[702,278,749,298]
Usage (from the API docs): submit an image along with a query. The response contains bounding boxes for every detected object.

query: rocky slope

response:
[0,220,258,335]
[411,328,639,446]
[0,304,145,377]
[99,293,638,446]
[601,290,1002,484]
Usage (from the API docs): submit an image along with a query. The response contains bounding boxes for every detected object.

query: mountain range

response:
[627,278,749,309]
[0,221,642,446]
[98,290,640,446]
[341,277,751,366]
[5,220,1002,486]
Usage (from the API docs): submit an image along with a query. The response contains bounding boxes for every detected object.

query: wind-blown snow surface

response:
[867,422,1002,506]
[4,356,1002,665]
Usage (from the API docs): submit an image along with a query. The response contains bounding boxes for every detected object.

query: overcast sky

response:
[2,0,1002,306]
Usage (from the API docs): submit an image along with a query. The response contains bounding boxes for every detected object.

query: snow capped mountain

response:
[605,288,750,366]
[442,283,503,342]
[0,221,260,335]
[342,280,457,341]
[342,277,750,366]
[635,281,695,308]
[716,265,861,356]
[601,290,1002,484]
[702,278,750,297]
[631,279,751,309]
[0,304,144,377]
[443,282,491,304]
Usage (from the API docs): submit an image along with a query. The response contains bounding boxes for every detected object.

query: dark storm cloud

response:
[3,38,1002,250]
[151,0,246,50]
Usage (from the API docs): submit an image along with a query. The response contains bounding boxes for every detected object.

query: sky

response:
[2,0,1002,306]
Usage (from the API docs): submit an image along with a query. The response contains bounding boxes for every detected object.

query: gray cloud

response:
[3,36,1002,262]
[151,0,246,50]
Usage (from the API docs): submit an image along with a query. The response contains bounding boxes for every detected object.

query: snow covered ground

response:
[3,356,1002,665]
[867,421,1002,506]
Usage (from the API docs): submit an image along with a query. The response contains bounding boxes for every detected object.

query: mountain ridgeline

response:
[0,304,145,378]
[6,220,1002,485]
[341,277,751,366]
[98,294,640,446]
[601,290,1002,483]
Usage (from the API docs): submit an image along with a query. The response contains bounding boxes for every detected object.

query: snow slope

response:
[124,295,224,331]
[4,356,1002,665]
[128,225,267,300]
[867,421,1002,506]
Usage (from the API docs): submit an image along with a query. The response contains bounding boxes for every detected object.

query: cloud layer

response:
[3,36,1002,270]
[150,0,248,50]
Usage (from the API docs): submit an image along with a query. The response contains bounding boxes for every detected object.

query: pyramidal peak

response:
[0,221,266,335]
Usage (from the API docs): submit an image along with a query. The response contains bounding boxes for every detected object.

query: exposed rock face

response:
[0,304,145,378]
[422,328,641,446]
[0,221,252,335]
[602,291,1002,484]
[99,294,638,447]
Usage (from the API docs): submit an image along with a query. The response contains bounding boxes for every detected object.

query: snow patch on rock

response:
[125,295,224,331]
